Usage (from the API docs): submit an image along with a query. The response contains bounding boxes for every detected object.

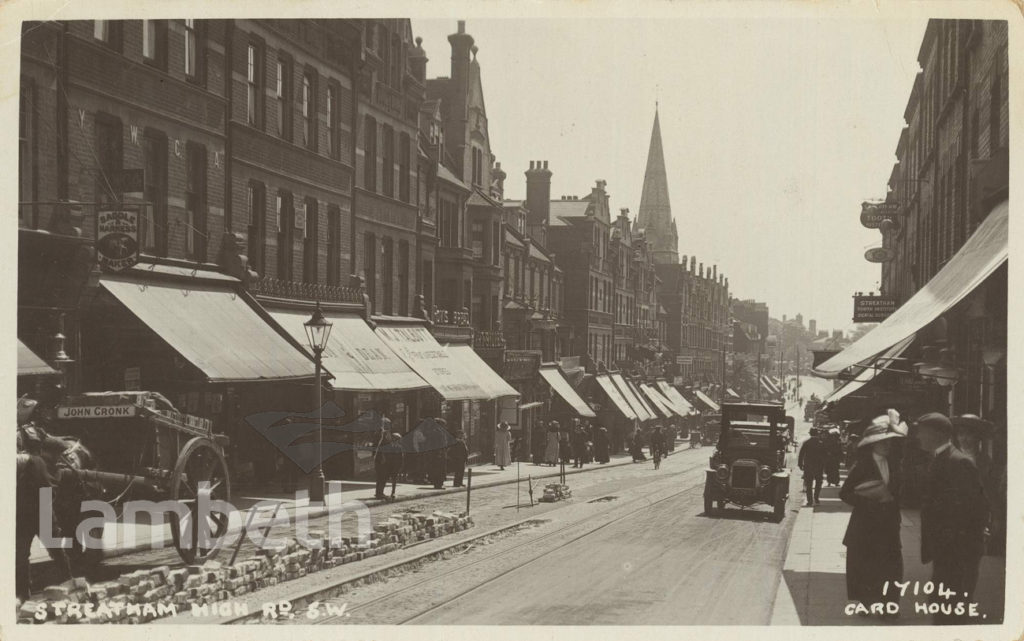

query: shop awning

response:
[100,277,315,382]
[628,380,659,419]
[822,335,916,405]
[268,310,428,392]
[18,339,57,377]
[694,390,720,413]
[816,200,1008,376]
[518,401,544,411]
[611,373,652,421]
[761,376,780,395]
[448,344,520,400]
[596,375,637,420]
[374,324,490,401]
[539,365,596,418]
[658,381,696,415]
[641,383,684,418]
[760,378,775,396]
[726,388,740,399]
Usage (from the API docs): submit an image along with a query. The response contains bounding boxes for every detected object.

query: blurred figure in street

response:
[840,416,905,615]
[545,421,561,466]
[494,422,512,471]
[651,425,666,470]
[448,429,469,488]
[426,418,450,489]
[798,428,827,506]
[558,430,573,467]
[594,426,610,463]
[916,412,990,625]
[373,431,404,500]
[532,421,548,466]
[629,427,646,462]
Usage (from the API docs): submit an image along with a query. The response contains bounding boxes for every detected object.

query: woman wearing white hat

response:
[839,414,905,615]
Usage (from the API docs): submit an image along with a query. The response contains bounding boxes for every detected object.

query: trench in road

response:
[280,458,800,625]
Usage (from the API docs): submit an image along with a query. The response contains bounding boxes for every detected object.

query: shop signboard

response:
[57,404,138,419]
[853,295,897,323]
[864,247,896,263]
[96,208,140,272]
[860,201,902,229]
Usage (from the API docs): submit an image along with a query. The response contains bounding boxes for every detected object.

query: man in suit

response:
[915,412,990,625]
[798,428,827,506]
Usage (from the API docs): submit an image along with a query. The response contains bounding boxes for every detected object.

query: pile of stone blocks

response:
[18,510,472,624]
[538,483,572,502]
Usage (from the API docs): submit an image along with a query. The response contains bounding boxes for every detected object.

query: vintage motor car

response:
[703,402,791,521]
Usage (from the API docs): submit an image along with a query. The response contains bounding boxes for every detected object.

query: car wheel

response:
[704,496,713,515]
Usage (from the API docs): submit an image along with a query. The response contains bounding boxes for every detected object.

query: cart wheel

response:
[170,438,232,565]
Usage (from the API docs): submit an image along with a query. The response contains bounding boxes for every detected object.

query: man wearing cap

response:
[954,414,1003,557]
[798,428,827,506]
[916,412,990,625]
[839,414,905,614]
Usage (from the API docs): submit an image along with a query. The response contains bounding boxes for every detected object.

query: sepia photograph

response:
[7,0,1017,635]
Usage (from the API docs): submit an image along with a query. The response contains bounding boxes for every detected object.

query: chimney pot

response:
[458,20,466,34]
[530,161,535,170]
[543,160,548,170]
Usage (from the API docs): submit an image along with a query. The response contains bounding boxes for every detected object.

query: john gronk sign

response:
[96,209,140,272]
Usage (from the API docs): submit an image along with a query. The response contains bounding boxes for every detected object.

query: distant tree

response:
[847,323,878,343]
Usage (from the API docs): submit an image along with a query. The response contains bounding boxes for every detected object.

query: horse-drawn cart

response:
[48,391,232,568]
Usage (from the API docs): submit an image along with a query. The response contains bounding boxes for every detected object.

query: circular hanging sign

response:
[864,247,896,263]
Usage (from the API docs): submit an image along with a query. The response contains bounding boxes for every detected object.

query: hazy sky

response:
[414,18,928,333]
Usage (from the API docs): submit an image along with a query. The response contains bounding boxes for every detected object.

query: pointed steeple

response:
[636,106,679,265]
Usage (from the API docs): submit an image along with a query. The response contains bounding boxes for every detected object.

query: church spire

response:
[636,106,679,265]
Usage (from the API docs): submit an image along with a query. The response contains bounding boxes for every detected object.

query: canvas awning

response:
[658,381,696,415]
[596,375,637,420]
[641,383,685,418]
[447,344,520,400]
[611,373,653,421]
[760,379,775,396]
[694,390,721,413]
[539,365,595,418]
[268,310,428,392]
[374,324,490,401]
[18,339,57,377]
[100,277,315,382]
[726,388,740,399]
[822,335,916,405]
[628,380,660,419]
[816,200,1008,376]
[761,376,780,395]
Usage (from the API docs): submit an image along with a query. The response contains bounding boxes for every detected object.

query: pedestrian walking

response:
[594,426,610,463]
[572,426,588,469]
[915,412,990,625]
[839,415,905,615]
[825,428,843,486]
[373,431,404,500]
[545,421,561,466]
[494,422,512,470]
[953,414,1003,556]
[798,428,827,505]
[629,428,647,462]
[448,429,469,487]
[532,422,547,465]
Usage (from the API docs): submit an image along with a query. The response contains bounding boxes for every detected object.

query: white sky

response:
[414,18,928,334]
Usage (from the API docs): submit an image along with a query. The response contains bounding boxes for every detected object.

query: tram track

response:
[309,464,707,625]
[221,459,708,624]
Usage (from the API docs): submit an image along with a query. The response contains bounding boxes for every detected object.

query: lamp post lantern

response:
[304,301,332,503]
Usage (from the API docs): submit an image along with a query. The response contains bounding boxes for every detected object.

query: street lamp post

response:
[304,301,333,503]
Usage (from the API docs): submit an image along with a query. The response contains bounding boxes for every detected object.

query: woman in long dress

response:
[839,416,904,612]
[594,427,610,463]
[493,422,512,470]
[545,421,561,466]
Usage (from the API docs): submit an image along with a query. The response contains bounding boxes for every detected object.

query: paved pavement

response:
[770,376,1006,626]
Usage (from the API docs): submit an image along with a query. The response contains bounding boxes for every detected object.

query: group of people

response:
[627,424,671,469]
[811,410,996,624]
[371,416,470,499]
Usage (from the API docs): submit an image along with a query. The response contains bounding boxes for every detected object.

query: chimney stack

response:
[409,37,428,83]
[448,21,475,119]
[525,160,553,227]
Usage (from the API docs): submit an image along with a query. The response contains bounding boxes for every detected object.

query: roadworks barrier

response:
[18,510,472,624]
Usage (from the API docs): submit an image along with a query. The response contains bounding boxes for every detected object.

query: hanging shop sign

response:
[96,208,140,272]
[860,202,902,229]
[853,295,897,323]
[864,247,896,263]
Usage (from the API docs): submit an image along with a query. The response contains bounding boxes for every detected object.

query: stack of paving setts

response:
[18,510,472,624]
[538,483,572,502]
